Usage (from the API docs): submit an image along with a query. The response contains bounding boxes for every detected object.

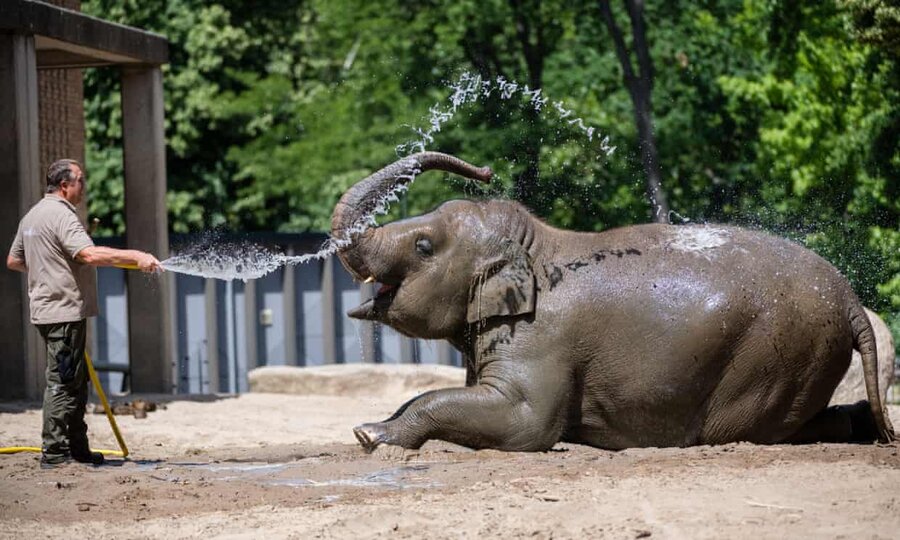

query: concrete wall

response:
[38,68,84,179]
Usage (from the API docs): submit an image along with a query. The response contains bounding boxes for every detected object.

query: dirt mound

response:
[248,364,466,398]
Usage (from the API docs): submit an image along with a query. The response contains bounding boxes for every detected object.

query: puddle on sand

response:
[267,465,440,489]
[139,461,440,490]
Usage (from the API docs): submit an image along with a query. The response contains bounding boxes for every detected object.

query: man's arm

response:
[75,246,162,273]
[7,254,27,273]
[8,222,26,272]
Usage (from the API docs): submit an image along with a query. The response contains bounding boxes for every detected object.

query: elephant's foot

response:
[353,423,388,453]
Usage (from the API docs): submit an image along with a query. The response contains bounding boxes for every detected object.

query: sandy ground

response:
[1,364,899,539]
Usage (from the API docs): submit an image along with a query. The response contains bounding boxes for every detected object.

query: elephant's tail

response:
[849,302,895,443]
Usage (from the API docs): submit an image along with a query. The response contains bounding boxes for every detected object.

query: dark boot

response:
[71,450,105,465]
[39,454,70,469]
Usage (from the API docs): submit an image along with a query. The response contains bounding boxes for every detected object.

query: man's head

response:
[46,159,85,206]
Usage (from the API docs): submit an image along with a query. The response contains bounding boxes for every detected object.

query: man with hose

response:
[6,159,162,468]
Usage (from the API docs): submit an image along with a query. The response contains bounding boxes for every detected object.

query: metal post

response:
[400,337,417,364]
[204,278,219,393]
[225,279,237,393]
[244,279,258,377]
[321,256,337,364]
[359,282,376,363]
[283,247,298,366]
[438,341,455,366]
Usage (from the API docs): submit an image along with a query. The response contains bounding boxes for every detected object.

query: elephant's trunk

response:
[330,152,492,280]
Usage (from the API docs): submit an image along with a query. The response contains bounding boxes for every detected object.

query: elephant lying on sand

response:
[330,152,895,452]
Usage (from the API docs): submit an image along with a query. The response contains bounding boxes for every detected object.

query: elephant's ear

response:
[467,238,536,324]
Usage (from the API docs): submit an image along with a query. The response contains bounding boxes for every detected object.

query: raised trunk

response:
[330,152,492,280]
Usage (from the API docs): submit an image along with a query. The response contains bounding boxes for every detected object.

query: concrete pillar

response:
[0,33,45,400]
[121,66,174,393]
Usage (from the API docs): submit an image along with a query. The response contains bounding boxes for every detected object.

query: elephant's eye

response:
[415,238,433,257]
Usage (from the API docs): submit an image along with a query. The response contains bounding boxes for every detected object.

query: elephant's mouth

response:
[348,280,400,320]
[376,282,397,297]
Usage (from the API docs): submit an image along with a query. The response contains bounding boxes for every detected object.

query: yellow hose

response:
[0,350,129,458]
[0,447,43,453]
[85,350,129,457]
[0,446,124,457]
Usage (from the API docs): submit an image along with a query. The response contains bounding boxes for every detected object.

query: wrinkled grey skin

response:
[331,152,895,452]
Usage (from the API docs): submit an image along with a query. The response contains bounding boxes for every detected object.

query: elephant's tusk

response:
[363,276,376,284]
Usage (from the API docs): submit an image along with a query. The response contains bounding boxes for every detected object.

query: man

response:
[6,159,162,468]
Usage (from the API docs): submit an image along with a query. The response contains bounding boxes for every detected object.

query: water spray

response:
[118,72,615,282]
[396,71,615,159]
[115,248,300,281]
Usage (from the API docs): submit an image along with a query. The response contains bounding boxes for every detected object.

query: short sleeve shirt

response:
[8,195,98,324]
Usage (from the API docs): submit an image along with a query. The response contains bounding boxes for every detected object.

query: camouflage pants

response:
[36,320,90,461]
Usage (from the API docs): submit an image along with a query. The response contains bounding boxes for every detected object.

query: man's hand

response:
[6,255,27,273]
[137,252,163,273]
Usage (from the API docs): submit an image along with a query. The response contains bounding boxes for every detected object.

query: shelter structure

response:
[0,0,174,398]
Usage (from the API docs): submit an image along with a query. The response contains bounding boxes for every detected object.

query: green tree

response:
[597,0,670,222]
[714,0,899,343]
[82,0,314,233]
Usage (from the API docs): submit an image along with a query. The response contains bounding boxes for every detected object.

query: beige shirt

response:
[8,195,98,324]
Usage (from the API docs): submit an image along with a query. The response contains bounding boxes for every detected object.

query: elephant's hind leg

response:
[783,401,880,444]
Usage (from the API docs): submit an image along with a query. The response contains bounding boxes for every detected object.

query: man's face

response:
[61,164,86,206]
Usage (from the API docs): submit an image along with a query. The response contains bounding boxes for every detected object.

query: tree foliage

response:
[82,0,899,344]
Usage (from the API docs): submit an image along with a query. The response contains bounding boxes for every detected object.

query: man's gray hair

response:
[46,159,82,193]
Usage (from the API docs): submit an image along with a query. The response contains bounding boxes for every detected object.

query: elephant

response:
[330,151,895,452]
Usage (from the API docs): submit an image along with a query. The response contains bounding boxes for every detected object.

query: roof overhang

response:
[0,0,168,69]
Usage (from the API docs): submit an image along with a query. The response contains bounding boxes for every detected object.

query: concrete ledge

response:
[248,364,466,398]
[0,0,168,66]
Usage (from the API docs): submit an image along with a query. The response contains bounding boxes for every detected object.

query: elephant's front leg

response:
[354,371,567,452]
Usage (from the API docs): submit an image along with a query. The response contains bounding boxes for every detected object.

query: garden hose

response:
[85,350,129,457]
[0,446,124,456]
[0,350,129,458]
